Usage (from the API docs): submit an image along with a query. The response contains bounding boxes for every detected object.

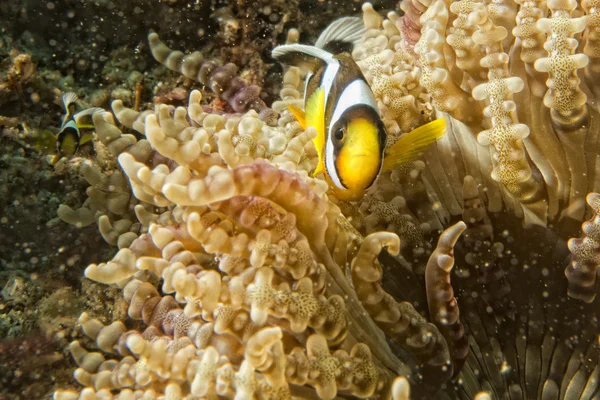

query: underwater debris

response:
[0,51,36,107]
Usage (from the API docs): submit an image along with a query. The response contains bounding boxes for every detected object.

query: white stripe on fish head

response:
[325,78,379,189]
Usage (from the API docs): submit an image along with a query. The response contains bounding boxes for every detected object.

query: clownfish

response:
[272,17,447,201]
[51,92,104,164]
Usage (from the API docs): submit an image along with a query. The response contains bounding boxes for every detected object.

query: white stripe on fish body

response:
[325,138,344,189]
[320,59,339,112]
[325,78,379,190]
[322,61,344,189]
[60,120,80,138]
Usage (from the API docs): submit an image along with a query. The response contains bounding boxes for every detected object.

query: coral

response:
[354,0,600,226]
[50,83,516,398]
[38,1,600,399]
[0,335,62,398]
[0,89,126,397]
[148,33,277,124]
[470,1,546,218]
[56,107,156,249]
[0,50,36,108]
[414,1,483,124]
[53,88,418,398]
[424,222,468,376]
[565,192,600,302]
[535,0,589,127]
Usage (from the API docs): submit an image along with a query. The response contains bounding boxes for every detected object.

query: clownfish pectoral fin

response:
[51,154,62,165]
[287,104,307,129]
[79,132,94,146]
[382,118,447,172]
[305,87,326,175]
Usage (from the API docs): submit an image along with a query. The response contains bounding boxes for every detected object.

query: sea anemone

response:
[53,1,600,399]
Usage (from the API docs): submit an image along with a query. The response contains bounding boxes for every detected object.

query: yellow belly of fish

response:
[333,153,380,200]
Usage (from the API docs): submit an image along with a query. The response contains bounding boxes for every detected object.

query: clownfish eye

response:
[334,127,345,141]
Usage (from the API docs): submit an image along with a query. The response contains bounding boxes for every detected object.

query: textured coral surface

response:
[0,1,395,399]
[3,0,600,399]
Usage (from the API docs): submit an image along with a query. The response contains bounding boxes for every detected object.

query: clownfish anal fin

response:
[287,104,307,129]
[382,118,447,172]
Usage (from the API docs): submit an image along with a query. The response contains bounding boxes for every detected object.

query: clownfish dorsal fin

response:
[314,17,366,54]
[61,92,79,127]
[304,87,326,177]
[62,92,79,113]
[287,104,306,129]
[271,44,332,73]
[382,118,447,172]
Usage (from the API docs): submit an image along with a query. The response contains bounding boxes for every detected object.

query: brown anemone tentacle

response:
[350,231,453,387]
[565,192,600,303]
[424,221,469,377]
